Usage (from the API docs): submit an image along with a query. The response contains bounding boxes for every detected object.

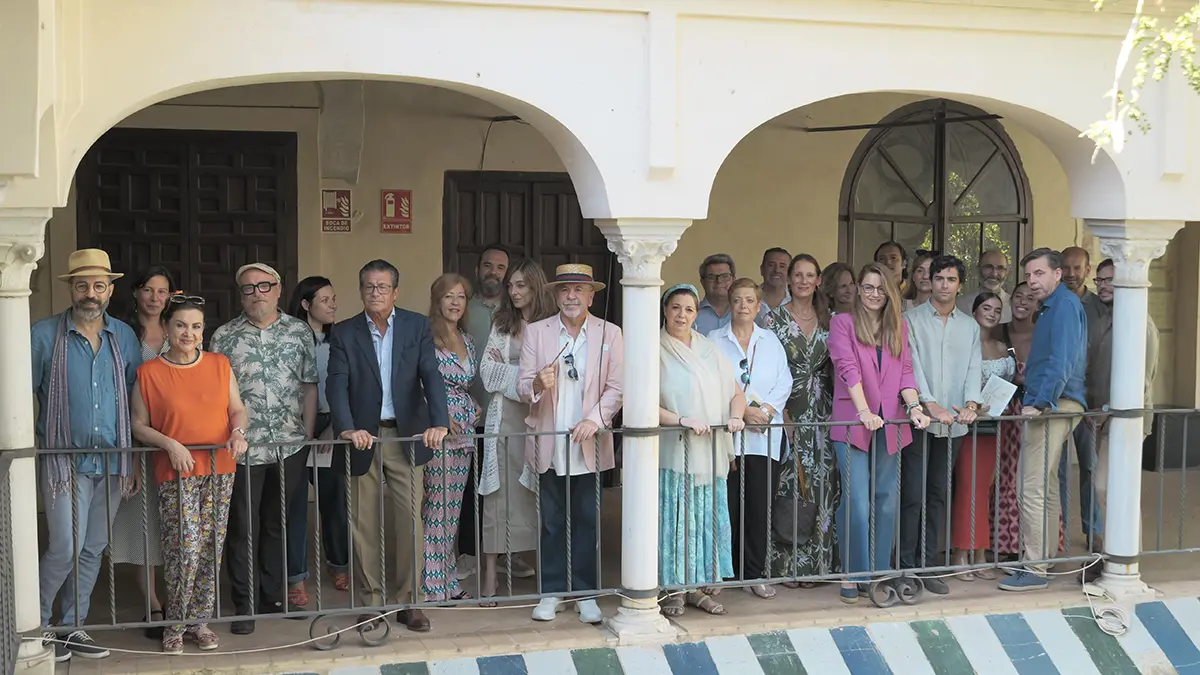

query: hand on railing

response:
[926,402,956,426]
[727,416,745,433]
[570,419,600,443]
[856,409,884,431]
[907,406,931,430]
[680,417,711,435]
[340,429,375,449]
[953,404,978,425]
[165,439,195,473]
[227,429,248,460]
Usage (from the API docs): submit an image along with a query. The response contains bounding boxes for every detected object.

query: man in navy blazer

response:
[326,259,449,632]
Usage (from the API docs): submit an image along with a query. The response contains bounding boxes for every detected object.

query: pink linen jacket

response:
[827,312,919,455]
[516,314,624,474]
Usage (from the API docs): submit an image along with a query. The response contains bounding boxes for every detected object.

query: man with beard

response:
[518,264,622,623]
[460,245,511,578]
[210,263,317,633]
[957,250,1012,322]
[1058,246,1109,555]
[756,247,791,323]
[902,254,982,594]
[32,249,142,662]
[1083,259,1158,579]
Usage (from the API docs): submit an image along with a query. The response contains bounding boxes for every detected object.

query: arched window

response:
[839,99,1032,294]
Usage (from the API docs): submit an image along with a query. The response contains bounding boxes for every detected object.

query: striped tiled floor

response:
[281,597,1200,674]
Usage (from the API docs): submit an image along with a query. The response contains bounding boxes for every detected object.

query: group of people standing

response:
[31,235,1154,660]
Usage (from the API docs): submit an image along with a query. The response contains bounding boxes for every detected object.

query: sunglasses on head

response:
[169,292,205,306]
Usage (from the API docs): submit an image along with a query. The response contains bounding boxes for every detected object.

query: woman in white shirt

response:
[709,278,792,599]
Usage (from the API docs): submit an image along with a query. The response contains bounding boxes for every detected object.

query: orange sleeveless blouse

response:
[137,352,238,484]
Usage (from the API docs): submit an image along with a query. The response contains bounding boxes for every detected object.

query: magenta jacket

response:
[827,312,919,455]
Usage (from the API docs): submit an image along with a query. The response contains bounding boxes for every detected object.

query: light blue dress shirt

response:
[694,298,732,336]
[367,310,396,420]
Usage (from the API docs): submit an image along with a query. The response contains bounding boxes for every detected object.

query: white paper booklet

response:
[980,375,1018,416]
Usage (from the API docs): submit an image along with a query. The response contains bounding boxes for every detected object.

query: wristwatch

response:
[231,427,246,437]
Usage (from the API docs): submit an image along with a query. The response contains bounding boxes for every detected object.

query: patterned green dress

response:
[762,307,840,578]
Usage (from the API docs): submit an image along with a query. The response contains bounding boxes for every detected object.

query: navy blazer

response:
[326,308,450,475]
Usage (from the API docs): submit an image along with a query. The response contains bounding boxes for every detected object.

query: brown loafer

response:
[399,609,431,632]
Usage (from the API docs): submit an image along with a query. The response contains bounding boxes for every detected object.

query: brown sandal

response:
[687,591,726,615]
[660,595,685,617]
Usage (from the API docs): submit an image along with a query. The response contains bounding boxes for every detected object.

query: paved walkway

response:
[274,596,1200,674]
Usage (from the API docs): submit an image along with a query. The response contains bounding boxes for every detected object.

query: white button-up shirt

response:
[367,310,396,420]
[904,301,983,439]
[554,317,590,476]
[708,323,793,461]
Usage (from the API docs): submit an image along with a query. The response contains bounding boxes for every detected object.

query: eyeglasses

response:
[362,284,394,296]
[169,293,206,306]
[1094,276,1114,286]
[240,281,279,296]
[981,264,1009,274]
[563,353,579,381]
[860,284,886,297]
[704,273,733,284]
[72,281,111,295]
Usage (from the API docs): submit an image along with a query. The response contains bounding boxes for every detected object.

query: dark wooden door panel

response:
[443,171,620,324]
[76,128,297,342]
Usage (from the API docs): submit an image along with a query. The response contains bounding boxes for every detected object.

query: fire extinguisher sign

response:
[380,189,413,234]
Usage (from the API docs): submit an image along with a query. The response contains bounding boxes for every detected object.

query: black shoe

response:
[230,619,255,635]
[144,609,165,640]
[920,575,951,595]
[63,630,109,659]
[44,631,70,663]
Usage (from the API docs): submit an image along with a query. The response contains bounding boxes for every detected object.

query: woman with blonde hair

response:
[421,273,482,602]
[827,263,929,603]
[477,258,556,602]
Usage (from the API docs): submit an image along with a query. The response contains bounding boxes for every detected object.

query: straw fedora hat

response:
[545,263,605,291]
[58,249,123,281]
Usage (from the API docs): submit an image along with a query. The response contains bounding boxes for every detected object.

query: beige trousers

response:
[1018,398,1084,573]
[352,426,425,607]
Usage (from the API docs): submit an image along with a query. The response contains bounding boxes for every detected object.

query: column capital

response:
[1086,219,1183,288]
[595,218,691,287]
[0,207,51,298]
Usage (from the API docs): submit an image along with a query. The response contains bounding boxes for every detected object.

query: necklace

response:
[162,350,200,366]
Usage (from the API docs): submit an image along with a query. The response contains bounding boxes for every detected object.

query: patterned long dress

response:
[421,333,479,601]
[993,391,1065,555]
[762,308,840,577]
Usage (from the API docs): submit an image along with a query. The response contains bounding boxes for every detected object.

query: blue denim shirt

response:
[1023,283,1087,411]
[31,311,142,475]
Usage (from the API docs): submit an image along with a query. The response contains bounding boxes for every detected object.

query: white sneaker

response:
[576,599,603,624]
[456,554,477,581]
[498,554,536,578]
[532,597,564,621]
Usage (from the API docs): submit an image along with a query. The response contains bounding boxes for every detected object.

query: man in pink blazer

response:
[517,264,623,624]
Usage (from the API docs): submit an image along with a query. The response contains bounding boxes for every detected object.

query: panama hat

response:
[58,249,123,281]
[545,263,606,291]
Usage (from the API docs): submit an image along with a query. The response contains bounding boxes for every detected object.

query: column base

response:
[15,636,53,675]
[604,604,678,645]
[1091,568,1157,605]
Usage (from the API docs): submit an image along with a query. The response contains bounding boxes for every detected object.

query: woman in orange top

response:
[131,295,248,654]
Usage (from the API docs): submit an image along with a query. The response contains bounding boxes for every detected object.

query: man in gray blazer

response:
[326,259,449,632]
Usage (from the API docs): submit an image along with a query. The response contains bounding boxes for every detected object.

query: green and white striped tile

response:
[278,595,1200,675]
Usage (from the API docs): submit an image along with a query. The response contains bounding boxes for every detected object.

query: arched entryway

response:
[839,98,1033,294]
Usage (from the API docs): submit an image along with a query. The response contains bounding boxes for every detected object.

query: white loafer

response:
[532,597,563,621]
[576,599,603,624]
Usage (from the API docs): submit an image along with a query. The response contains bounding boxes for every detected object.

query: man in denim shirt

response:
[31,249,141,661]
[1000,248,1087,592]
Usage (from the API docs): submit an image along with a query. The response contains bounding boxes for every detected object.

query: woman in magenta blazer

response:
[827,263,930,603]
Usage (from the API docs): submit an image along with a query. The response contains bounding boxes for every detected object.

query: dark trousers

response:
[538,470,600,594]
[727,455,780,580]
[226,449,309,612]
[898,432,961,569]
[457,428,483,558]
[285,462,350,582]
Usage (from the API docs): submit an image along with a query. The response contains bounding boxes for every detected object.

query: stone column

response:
[0,204,53,674]
[1088,219,1183,602]
[595,217,689,644]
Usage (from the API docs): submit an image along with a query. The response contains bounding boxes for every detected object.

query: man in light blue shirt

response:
[902,254,982,595]
[694,253,736,335]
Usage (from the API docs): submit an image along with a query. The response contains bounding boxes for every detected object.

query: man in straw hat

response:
[31,248,142,661]
[517,264,623,624]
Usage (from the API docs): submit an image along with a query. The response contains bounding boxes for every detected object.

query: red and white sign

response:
[381,189,412,234]
[321,189,352,233]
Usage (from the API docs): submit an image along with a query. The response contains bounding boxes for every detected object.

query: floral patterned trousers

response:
[158,473,234,639]
[421,445,473,601]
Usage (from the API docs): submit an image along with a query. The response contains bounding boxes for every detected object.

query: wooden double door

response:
[442,171,621,324]
[75,128,299,341]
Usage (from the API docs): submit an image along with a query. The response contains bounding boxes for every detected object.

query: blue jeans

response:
[286,464,350,584]
[834,431,901,583]
[1059,421,1104,540]
[39,471,122,627]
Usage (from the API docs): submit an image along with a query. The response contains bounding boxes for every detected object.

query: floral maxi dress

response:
[762,308,840,578]
[421,334,479,601]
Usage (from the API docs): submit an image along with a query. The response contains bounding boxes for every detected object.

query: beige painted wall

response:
[32,82,1183,403]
